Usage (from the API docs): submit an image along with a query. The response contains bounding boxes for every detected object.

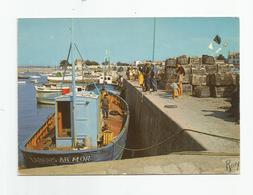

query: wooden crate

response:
[210,73,234,86]
[165,68,177,83]
[188,57,200,65]
[206,74,212,86]
[183,67,191,84]
[217,64,233,73]
[191,74,207,86]
[176,55,188,65]
[202,55,215,65]
[165,58,177,67]
[182,84,192,95]
[215,59,225,65]
[210,86,235,98]
[191,67,206,75]
[232,73,239,86]
[192,85,210,97]
[165,66,176,75]
[205,64,218,74]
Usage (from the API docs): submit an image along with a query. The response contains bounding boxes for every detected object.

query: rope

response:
[171,151,239,156]
[112,129,184,152]
[112,128,240,152]
[184,128,240,142]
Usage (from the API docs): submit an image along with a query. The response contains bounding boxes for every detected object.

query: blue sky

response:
[18,17,239,66]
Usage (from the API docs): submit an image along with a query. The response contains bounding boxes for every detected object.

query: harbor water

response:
[18,76,54,167]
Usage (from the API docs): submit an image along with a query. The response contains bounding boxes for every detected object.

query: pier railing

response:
[26,113,55,149]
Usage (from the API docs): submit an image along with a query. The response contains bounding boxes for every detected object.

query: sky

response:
[18,17,239,66]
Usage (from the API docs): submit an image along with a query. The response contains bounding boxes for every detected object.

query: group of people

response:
[126,63,185,98]
[126,67,138,81]
[137,64,158,92]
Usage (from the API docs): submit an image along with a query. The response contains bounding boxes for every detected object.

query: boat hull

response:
[36,92,62,105]
[47,75,100,83]
[21,125,128,168]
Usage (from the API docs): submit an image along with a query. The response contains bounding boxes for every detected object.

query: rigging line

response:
[112,128,240,152]
[61,43,72,89]
[112,129,184,152]
[67,42,72,61]
[92,82,100,94]
[73,43,86,87]
[74,43,85,61]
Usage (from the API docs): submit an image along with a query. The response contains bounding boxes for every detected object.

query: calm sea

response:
[18,76,54,167]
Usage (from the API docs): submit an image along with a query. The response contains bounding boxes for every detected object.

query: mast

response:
[108,50,111,73]
[103,50,109,83]
[152,17,156,62]
[71,16,77,147]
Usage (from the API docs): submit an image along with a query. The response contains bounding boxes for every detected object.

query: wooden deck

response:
[104,95,124,137]
[26,94,124,150]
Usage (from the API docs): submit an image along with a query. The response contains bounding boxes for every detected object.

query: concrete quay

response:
[123,80,239,158]
[19,152,239,175]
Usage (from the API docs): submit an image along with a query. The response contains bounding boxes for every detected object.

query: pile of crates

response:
[163,55,239,98]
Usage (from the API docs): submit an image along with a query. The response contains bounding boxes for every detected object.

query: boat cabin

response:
[55,92,100,148]
[99,75,112,84]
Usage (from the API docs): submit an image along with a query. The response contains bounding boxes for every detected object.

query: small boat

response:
[20,43,129,168]
[18,75,29,79]
[35,84,84,105]
[29,75,41,79]
[35,83,66,105]
[30,79,38,84]
[99,75,113,84]
[47,74,100,83]
[18,80,26,84]
[85,83,121,96]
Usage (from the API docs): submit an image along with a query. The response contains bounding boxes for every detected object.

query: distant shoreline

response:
[18,67,56,74]
[18,65,56,68]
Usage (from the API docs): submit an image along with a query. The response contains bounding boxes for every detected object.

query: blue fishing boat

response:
[20,43,129,168]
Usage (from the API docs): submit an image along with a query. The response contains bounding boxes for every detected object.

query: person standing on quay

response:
[143,64,151,92]
[150,64,157,92]
[126,67,130,80]
[129,66,134,81]
[170,80,179,99]
[176,65,185,97]
[138,66,144,91]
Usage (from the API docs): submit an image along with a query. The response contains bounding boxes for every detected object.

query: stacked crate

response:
[206,58,235,97]
[209,72,235,97]
[231,74,240,119]
[163,55,238,98]
[176,55,188,65]
[190,55,211,97]
[217,63,233,73]
[188,56,201,66]
[182,64,192,95]
[164,58,177,91]
[202,55,215,65]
